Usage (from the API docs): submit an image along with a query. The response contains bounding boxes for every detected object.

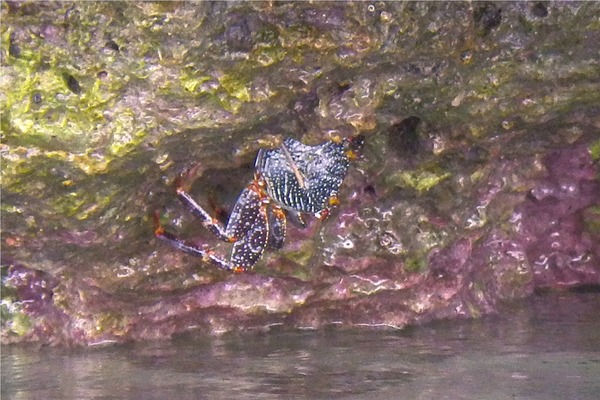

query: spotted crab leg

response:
[266,205,286,250]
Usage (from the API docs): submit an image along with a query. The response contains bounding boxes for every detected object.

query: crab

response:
[154,136,363,273]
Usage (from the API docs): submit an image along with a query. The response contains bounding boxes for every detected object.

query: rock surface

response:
[2,2,599,345]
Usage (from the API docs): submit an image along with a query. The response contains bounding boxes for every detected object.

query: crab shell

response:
[255,137,351,217]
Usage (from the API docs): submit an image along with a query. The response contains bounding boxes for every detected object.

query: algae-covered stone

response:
[1,2,599,345]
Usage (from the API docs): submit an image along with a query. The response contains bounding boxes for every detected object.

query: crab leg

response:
[155,176,273,272]
[266,205,286,250]
[153,212,235,271]
[175,187,237,243]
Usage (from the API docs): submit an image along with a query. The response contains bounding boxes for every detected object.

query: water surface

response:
[2,292,599,399]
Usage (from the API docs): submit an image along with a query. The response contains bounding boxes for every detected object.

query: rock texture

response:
[2,2,599,345]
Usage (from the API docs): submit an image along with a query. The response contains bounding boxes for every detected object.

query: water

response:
[2,292,599,399]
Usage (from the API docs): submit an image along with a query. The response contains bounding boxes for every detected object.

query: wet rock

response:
[62,73,81,94]
[104,39,120,52]
[387,116,422,158]
[531,2,549,18]
[222,13,279,53]
[473,3,502,36]
[519,142,600,289]
[2,2,600,345]
[8,34,20,58]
